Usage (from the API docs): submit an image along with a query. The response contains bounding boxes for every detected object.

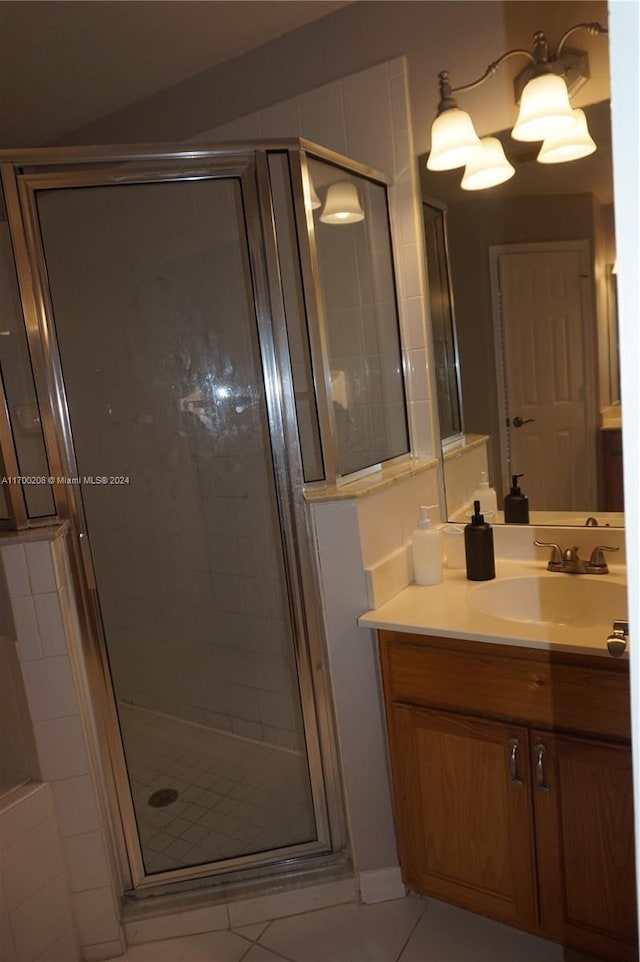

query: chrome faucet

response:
[534,541,619,574]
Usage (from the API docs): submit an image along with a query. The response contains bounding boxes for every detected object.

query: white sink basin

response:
[468,576,627,629]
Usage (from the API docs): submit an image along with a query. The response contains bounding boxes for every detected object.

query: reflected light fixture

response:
[537,108,597,163]
[320,181,365,224]
[308,179,322,210]
[427,21,608,189]
[461,137,515,191]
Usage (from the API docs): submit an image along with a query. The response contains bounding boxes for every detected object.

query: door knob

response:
[512,416,535,428]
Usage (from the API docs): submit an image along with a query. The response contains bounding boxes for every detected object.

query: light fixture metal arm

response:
[555,21,608,58]
[450,48,535,95]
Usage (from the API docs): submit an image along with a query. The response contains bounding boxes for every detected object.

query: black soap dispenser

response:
[504,474,530,524]
[464,500,495,581]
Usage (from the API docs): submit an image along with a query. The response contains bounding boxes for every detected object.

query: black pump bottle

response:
[464,500,495,581]
[504,474,530,524]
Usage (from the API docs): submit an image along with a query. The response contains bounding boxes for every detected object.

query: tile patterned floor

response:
[117,894,566,961]
[120,704,316,874]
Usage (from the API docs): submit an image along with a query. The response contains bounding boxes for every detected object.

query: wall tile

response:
[1,546,30,599]
[9,874,73,962]
[343,80,395,176]
[390,74,411,132]
[72,887,121,946]
[0,912,17,962]
[258,98,301,138]
[232,718,264,741]
[396,242,422,300]
[33,716,89,781]
[300,97,348,156]
[49,539,69,591]
[24,543,57,595]
[33,593,67,657]
[403,349,429,403]
[21,656,78,723]
[63,831,111,892]
[341,61,389,94]
[0,784,53,851]
[81,938,125,961]
[2,817,65,912]
[390,179,420,247]
[34,927,80,962]
[11,596,42,662]
[51,775,101,839]
[387,56,405,80]
[398,297,428,352]
[408,400,435,459]
[299,79,343,108]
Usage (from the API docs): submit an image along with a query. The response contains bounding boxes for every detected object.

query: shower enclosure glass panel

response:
[36,175,316,876]
[307,158,409,477]
[0,187,54,520]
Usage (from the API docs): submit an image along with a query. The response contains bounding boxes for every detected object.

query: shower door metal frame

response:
[291,141,410,488]
[0,143,347,892]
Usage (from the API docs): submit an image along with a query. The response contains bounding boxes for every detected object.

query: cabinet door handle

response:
[507,738,524,787]
[534,743,551,793]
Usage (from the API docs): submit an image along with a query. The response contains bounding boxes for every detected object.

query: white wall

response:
[608,0,640,921]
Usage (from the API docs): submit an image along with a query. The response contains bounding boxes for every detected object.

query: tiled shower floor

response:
[119,704,315,875]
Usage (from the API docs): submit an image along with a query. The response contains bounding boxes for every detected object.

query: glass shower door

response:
[33,165,321,879]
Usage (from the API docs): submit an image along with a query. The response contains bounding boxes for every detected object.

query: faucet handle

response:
[589,544,620,569]
[534,541,563,566]
[563,545,581,563]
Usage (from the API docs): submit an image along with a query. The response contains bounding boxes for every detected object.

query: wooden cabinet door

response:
[390,703,538,930]
[531,730,638,961]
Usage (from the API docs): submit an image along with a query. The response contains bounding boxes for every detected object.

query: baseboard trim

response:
[358,866,406,904]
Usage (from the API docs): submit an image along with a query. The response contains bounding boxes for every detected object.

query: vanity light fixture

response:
[537,107,597,164]
[460,136,515,191]
[427,21,608,188]
[320,181,365,224]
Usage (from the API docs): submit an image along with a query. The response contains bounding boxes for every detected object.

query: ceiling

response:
[0,0,351,147]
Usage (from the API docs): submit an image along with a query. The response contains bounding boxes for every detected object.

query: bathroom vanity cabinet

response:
[602,427,625,512]
[379,630,637,962]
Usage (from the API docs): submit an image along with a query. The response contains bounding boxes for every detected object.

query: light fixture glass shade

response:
[320,182,364,224]
[536,108,597,163]
[426,107,484,170]
[511,73,577,142]
[460,137,516,190]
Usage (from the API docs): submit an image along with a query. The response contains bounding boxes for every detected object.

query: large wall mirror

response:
[421,98,622,528]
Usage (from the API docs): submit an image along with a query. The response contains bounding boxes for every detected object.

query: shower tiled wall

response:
[36,180,304,753]
[0,531,124,961]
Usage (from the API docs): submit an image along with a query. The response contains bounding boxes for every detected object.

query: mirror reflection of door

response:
[491,242,597,511]
[422,201,463,443]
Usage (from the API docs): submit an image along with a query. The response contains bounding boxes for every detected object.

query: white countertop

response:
[358,559,628,660]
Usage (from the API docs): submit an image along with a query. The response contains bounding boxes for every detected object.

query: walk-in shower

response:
[0,140,409,893]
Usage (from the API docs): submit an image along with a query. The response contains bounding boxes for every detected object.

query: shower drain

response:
[148,788,179,808]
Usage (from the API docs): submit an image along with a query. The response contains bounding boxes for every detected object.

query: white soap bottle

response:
[412,505,443,586]
[472,471,498,521]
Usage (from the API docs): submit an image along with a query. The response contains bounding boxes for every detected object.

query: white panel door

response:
[497,247,596,511]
